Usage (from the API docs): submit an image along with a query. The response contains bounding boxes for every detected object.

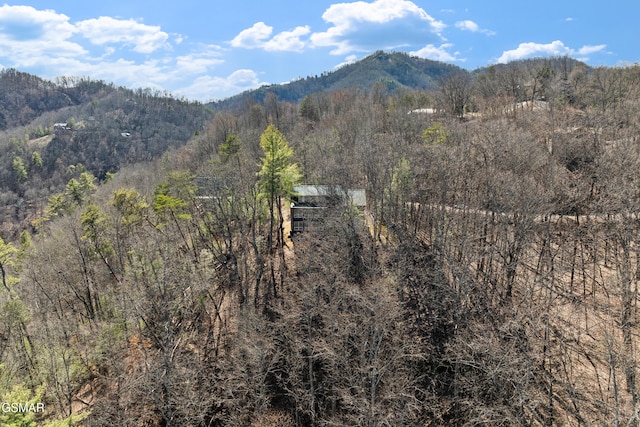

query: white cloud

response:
[497,40,606,63]
[44,56,172,87]
[578,44,607,55]
[455,20,479,32]
[47,43,232,98]
[230,22,273,48]
[0,5,235,100]
[76,16,169,54]
[175,54,224,75]
[231,22,310,52]
[410,43,459,62]
[264,26,310,52]
[0,5,85,62]
[24,50,235,101]
[455,20,495,35]
[175,69,268,101]
[311,0,446,55]
[0,4,76,40]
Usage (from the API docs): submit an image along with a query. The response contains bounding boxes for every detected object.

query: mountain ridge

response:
[209,50,465,111]
[209,51,591,111]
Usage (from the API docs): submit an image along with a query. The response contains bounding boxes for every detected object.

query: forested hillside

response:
[210,51,462,111]
[0,70,213,237]
[4,55,640,426]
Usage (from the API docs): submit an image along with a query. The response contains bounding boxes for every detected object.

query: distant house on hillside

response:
[408,107,439,115]
[54,122,71,135]
[291,185,366,233]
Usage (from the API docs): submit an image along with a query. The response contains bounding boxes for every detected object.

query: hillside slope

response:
[210,50,464,110]
[0,72,213,237]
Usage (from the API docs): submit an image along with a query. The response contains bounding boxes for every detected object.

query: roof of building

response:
[347,189,367,207]
[294,185,333,197]
[293,185,366,207]
[408,108,438,115]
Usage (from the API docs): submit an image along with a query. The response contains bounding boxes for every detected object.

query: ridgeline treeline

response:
[3,55,640,426]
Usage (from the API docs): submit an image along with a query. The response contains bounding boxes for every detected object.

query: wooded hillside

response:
[0,71,213,238]
[3,55,640,426]
[209,51,462,111]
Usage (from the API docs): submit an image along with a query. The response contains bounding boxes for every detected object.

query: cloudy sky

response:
[0,1,635,101]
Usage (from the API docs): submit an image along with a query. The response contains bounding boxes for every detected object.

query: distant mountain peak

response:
[209,50,466,111]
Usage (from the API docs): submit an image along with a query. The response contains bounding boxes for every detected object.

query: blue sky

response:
[0,1,635,101]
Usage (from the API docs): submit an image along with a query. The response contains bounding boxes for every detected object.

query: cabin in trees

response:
[290,185,366,233]
[53,122,72,135]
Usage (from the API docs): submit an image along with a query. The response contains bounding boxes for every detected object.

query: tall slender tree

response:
[257,124,301,299]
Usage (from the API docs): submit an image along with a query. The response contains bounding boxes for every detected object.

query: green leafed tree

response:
[152,171,195,223]
[66,171,96,205]
[258,124,302,236]
[219,134,241,164]
[422,122,450,146]
[81,203,115,265]
[112,188,150,227]
[257,124,301,298]
[12,156,28,184]
[31,151,42,168]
